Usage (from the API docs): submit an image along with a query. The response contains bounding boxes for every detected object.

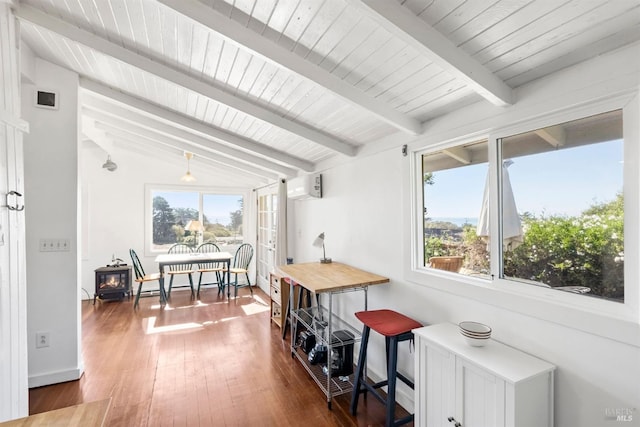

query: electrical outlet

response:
[36,332,50,348]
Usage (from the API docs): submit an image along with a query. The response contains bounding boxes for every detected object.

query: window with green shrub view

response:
[422,110,624,303]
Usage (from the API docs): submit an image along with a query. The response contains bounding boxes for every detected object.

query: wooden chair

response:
[428,256,464,272]
[195,242,224,298]
[166,243,195,299]
[129,249,165,308]
[225,243,254,298]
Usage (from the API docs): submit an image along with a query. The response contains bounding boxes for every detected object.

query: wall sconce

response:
[181,152,196,182]
[313,232,331,264]
[102,155,117,172]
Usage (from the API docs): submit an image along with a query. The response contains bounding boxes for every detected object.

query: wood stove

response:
[94,266,132,303]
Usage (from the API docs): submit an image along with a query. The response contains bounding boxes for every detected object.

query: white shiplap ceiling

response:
[15,0,640,186]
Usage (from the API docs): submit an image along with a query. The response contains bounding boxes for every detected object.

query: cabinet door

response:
[417,340,455,427]
[456,359,505,427]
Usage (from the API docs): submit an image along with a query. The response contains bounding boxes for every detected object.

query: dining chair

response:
[226,243,254,298]
[195,242,224,298]
[129,248,165,308]
[166,243,196,299]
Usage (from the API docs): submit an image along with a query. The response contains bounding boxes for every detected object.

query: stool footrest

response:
[358,382,388,407]
[395,372,414,389]
[371,379,389,389]
[393,414,414,427]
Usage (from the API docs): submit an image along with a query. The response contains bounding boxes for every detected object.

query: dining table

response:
[154,251,233,303]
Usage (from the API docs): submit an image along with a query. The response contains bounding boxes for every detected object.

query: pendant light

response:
[181,152,196,182]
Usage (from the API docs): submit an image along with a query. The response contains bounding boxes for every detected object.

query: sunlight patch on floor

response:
[226,293,271,316]
[144,316,203,334]
[241,302,270,316]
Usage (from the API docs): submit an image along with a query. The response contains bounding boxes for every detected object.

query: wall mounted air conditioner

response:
[287,174,322,200]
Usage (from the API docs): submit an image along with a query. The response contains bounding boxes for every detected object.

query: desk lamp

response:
[313,232,331,264]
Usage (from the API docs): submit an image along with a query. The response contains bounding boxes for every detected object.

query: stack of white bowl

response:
[458,321,491,347]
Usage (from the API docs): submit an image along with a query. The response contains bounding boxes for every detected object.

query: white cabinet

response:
[414,323,555,427]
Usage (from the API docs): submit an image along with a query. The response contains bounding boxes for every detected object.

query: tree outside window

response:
[151,191,244,252]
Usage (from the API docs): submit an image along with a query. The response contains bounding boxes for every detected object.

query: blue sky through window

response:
[426,140,623,223]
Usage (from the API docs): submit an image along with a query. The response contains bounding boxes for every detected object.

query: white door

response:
[456,359,505,427]
[0,4,29,420]
[420,341,456,427]
[256,186,278,290]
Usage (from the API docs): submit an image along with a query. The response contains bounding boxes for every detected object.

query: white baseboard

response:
[28,366,84,388]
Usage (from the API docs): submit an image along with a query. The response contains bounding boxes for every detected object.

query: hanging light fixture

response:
[181,152,196,182]
[102,155,117,172]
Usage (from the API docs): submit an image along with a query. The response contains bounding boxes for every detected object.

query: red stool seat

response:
[355,309,422,337]
[351,309,421,427]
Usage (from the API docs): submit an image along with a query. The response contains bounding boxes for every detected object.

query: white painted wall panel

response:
[22,59,82,388]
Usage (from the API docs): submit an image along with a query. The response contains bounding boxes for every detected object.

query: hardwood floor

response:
[28,287,412,426]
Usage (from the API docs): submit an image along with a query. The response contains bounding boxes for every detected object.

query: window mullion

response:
[488,136,500,280]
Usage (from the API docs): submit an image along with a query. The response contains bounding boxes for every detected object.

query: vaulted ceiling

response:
[15,0,640,187]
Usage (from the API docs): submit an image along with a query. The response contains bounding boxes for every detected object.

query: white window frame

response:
[144,183,251,255]
[406,92,640,346]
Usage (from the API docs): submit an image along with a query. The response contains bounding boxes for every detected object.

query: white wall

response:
[22,58,82,388]
[289,44,640,427]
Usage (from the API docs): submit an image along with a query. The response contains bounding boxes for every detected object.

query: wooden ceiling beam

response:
[82,106,294,178]
[535,125,566,147]
[442,146,472,164]
[158,0,423,136]
[80,78,314,172]
[15,4,357,156]
[359,0,514,107]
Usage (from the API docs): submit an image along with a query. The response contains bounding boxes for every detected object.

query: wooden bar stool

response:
[350,309,422,427]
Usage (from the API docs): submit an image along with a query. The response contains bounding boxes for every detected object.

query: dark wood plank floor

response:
[28,286,412,426]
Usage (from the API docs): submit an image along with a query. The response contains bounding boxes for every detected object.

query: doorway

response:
[256,186,278,290]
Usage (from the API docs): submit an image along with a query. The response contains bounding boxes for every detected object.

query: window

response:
[147,186,246,254]
[420,110,624,304]
[422,139,489,276]
[499,110,624,303]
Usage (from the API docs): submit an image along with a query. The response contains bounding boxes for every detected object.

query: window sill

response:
[406,267,640,347]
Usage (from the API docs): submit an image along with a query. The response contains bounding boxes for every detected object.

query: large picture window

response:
[149,187,245,253]
[421,110,624,303]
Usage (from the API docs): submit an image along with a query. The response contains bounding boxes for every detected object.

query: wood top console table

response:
[277,262,389,408]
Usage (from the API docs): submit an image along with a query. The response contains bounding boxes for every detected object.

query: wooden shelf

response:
[269,272,289,329]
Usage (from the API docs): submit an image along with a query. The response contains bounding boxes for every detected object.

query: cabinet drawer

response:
[270,274,281,292]
[270,285,281,301]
